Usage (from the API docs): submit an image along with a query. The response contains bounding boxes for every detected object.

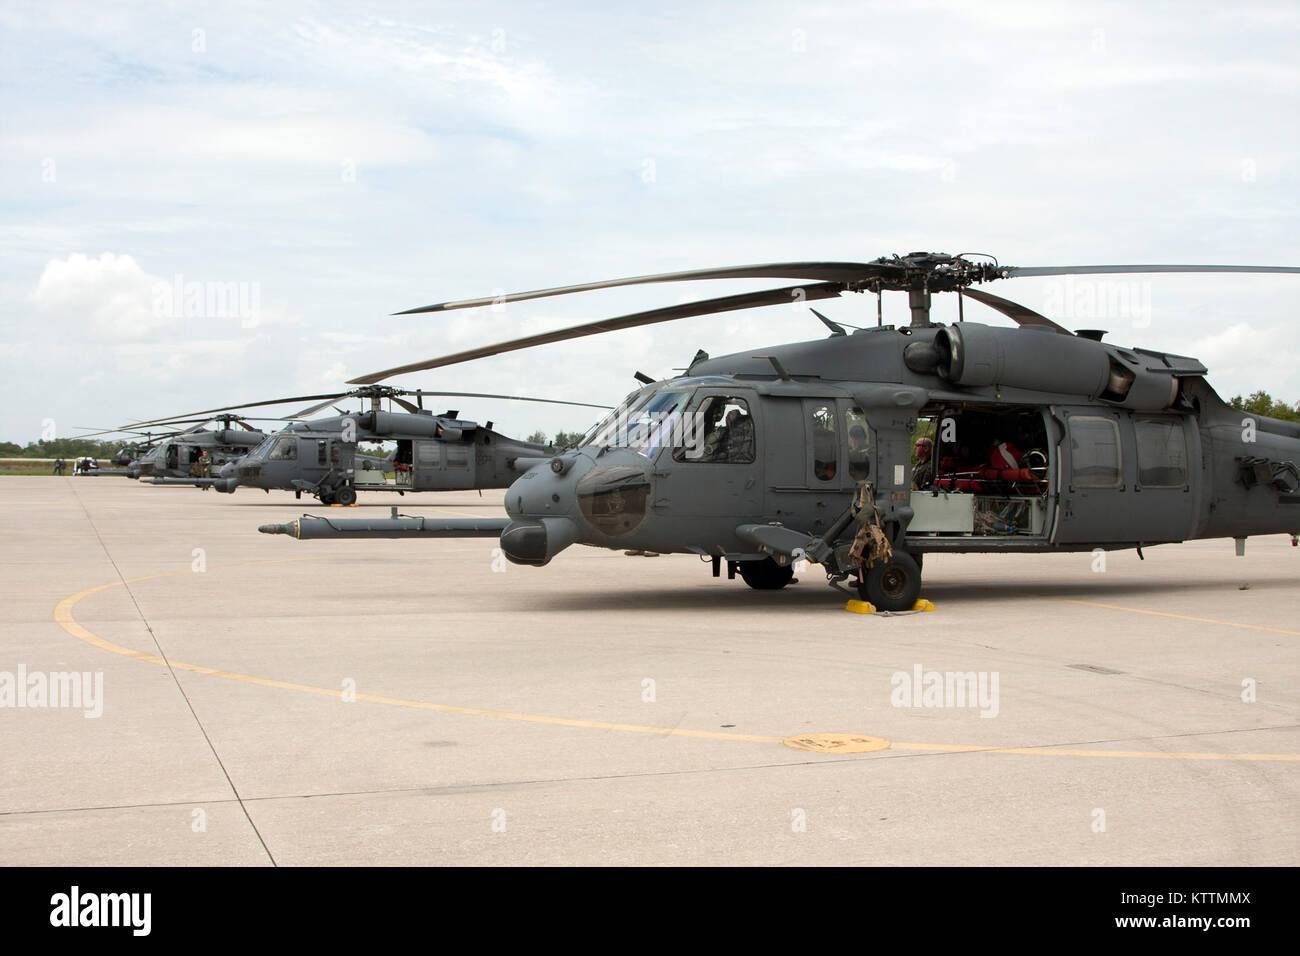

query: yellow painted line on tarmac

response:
[1032,594,1300,637]
[52,565,1300,762]
[52,562,782,745]
[890,741,1300,762]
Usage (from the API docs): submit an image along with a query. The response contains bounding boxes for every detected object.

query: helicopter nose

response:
[505,450,653,540]
[500,516,578,566]
[499,454,593,565]
[504,454,592,518]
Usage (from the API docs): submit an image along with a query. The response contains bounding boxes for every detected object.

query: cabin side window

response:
[846,406,870,481]
[316,441,328,466]
[674,396,754,464]
[1070,417,1121,488]
[446,445,469,469]
[1135,418,1187,488]
[811,403,837,481]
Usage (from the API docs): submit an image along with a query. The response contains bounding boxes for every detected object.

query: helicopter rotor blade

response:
[392,396,422,414]
[73,420,214,438]
[124,393,349,429]
[1003,264,1300,279]
[354,282,844,384]
[390,390,614,410]
[395,264,873,315]
[961,288,1072,335]
[286,397,341,419]
[74,425,168,439]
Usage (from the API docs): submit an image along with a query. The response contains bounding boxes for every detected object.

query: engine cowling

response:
[930,323,1180,410]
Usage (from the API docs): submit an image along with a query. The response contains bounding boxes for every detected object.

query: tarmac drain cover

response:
[782,733,891,754]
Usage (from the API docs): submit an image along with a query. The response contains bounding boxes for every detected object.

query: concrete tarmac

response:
[1,476,1297,865]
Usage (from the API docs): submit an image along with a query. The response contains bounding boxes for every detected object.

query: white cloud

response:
[28,252,174,339]
[1186,322,1299,398]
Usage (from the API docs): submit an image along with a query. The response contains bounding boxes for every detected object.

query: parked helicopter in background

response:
[81,414,286,481]
[261,252,1300,610]
[130,385,612,505]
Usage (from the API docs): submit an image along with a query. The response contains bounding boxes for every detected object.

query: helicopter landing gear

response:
[334,485,357,506]
[738,557,795,590]
[857,551,922,611]
[318,489,335,505]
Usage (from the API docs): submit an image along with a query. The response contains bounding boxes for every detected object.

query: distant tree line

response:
[525,430,587,449]
[1228,391,1300,423]
[0,438,128,458]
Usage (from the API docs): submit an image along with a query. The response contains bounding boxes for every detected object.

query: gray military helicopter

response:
[260,252,1300,610]
[64,427,176,475]
[79,415,280,480]
[130,385,612,505]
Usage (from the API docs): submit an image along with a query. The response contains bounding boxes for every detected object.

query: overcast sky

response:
[2,0,1297,444]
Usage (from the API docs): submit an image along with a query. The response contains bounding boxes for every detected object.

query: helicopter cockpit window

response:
[246,437,274,460]
[675,396,754,464]
[1070,417,1121,488]
[269,437,297,461]
[1135,418,1187,487]
[846,406,870,481]
[811,404,837,481]
[584,388,693,458]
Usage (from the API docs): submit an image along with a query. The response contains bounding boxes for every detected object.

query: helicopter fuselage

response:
[264,320,1299,607]
[495,322,1298,566]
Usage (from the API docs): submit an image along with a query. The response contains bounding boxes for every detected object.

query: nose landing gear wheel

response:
[857,551,922,611]
[738,557,795,590]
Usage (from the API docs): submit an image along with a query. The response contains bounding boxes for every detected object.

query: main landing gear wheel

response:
[857,551,922,611]
[318,489,335,505]
[334,485,357,506]
[738,557,795,590]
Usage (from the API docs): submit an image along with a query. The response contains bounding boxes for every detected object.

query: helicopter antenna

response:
[810,308,846,337]
[754,355,793,381]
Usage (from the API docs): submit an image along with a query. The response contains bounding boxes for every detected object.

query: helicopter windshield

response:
[582,387,693,458]
[246,436,277,460]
